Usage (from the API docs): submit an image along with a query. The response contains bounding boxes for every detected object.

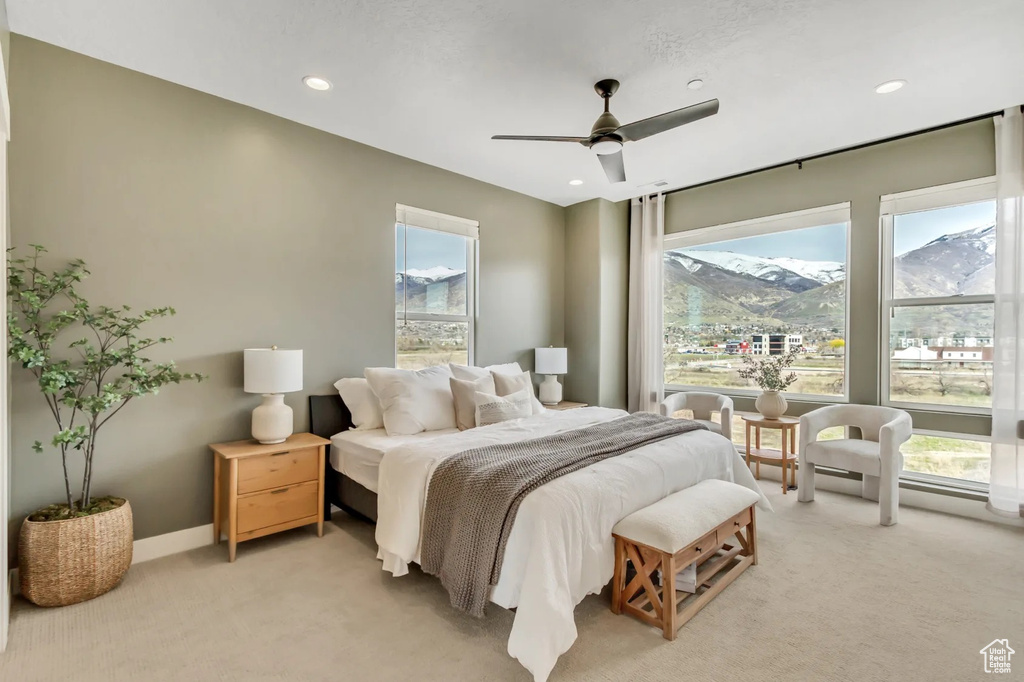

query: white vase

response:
[755,390,788,420]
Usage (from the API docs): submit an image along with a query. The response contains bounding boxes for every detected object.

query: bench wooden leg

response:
[662,552,677,640]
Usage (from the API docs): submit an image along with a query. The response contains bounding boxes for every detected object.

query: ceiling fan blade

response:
[491,135,589,143]
[598,150,626,183]
[616,98,719,142]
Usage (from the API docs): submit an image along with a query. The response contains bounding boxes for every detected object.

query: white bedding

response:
[330,428,458,493]
[375,407,769,681]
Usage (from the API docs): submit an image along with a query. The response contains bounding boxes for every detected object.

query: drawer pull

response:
[270,487,289,494]
[695,546,702,553]
[270,451,291,457]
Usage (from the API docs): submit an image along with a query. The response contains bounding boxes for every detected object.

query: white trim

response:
[396,204,479,240]
[131,524,215,565]
[663,201,850,249]
[879,176,996,216]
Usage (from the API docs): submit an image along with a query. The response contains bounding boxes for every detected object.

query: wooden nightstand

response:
[546,401,588,411]
[210,432,330,561]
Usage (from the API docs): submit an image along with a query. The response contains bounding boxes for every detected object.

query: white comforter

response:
[375,407,769,681]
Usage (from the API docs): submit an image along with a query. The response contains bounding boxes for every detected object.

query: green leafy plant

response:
[737,349,799,392]
[7,245,203,520]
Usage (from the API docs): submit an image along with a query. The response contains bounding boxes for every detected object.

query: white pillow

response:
[449,362,523,381]
[475,388,533,427]
[364,366,456,436]
[334,378,384,431]
[450,375,496,431]
[491,370,545,415]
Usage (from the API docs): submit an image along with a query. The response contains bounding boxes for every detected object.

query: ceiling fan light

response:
[591,139,623,155]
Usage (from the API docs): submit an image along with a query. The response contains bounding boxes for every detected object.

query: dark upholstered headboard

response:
[309,394,352,440]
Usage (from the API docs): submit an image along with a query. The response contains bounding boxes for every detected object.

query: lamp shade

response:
[535,347,568,375]
[244,348,303,394]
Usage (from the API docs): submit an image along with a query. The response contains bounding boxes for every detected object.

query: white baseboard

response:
[132,524,214,565]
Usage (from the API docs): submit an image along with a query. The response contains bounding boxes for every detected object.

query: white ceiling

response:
[8,0,1024,206]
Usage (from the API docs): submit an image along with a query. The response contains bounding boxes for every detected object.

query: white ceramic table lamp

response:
[244,347,303,444]
[535,347,568,406]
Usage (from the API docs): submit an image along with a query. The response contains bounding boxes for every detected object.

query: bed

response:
[310,394,769,682]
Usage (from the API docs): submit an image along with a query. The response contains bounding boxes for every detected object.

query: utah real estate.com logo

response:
[980,639,1014,674]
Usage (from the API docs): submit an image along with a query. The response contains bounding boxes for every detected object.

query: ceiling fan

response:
[492,79,719,184]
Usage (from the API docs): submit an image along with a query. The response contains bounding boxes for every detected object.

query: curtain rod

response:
[664,106,1019,197]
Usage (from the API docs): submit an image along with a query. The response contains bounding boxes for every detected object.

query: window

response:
[663,203,850,399]
[880,178,997,413]
[901,431,990,487]
[395,205,478,369]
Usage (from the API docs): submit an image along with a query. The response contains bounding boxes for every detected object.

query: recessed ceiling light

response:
[568,179,584,186]
[687,79,704,90]
[303,76,332,91]
[875,79,906,94]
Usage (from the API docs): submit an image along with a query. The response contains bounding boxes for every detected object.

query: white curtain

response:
[627,194,665,413]
[990,106,1024,517]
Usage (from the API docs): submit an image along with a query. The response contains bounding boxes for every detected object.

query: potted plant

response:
[7,245,203,607]
[738,349,799,419]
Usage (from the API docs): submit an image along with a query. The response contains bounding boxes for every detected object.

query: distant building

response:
[725,339,750,354]
[894,346,938,361]
[934,347,993,363]
[751,334,802,355]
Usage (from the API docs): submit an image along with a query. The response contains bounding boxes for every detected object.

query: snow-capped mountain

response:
[663,222,996,331]
[674,249,845,285]
[404,266,464,281]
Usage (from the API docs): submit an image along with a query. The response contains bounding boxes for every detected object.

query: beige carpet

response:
[2,486,1022,681]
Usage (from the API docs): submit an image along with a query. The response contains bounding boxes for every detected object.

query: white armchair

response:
[660,392,733,442]
[798,405,912,526]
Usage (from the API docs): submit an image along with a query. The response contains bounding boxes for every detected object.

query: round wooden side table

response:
[741,414,799,494]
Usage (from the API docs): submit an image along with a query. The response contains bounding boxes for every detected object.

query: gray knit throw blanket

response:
[419,412,708,617]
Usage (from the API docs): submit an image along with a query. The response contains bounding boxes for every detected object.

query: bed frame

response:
[309,394,379,523]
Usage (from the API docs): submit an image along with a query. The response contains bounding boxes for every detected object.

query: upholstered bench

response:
[611,479,760,640]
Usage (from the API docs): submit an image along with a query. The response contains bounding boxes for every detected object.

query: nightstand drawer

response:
[237,446,318,494]
[237,481,319,534]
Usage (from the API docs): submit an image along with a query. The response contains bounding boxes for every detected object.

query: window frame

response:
[878,177,997,416]
[662,202,853,403]
[394,204,479,368]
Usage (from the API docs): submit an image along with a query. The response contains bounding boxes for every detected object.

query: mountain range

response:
[392,222,996,337]
[665,223,995,335]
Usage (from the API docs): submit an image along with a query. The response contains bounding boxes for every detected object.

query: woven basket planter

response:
[19,499,133,607]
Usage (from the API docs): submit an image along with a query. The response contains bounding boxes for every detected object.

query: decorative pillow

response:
[364,366,456,436]
[491,370,545,415]
[475,388,533,427]
[449,362,523,381]
[450,375,496,431]
[334,377,384,431]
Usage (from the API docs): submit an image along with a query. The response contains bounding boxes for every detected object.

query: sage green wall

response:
[564,198,628,409]
[665,119,996,434]
[7,36,565,543]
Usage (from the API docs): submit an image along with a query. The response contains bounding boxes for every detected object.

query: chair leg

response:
[878,472,899,526]
[798,462,815,502]
[862,474,880,502]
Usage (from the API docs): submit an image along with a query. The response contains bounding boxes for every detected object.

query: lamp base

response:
[539,375,563,406]
[252,394,294,444]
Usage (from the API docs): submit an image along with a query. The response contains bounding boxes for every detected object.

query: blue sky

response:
[396,224,467,271]
[686,200,996,262]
